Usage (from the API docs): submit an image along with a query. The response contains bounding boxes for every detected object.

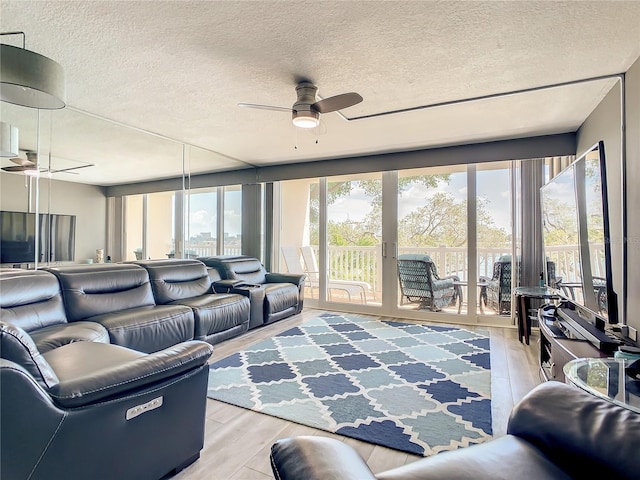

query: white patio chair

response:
[299,246,372,303]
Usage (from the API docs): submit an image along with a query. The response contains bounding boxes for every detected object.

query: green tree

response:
[398,193,509,248]
[542,197,579,245]
[310,174,509,248]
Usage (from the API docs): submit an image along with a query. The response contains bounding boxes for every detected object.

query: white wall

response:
[0,172,107,265]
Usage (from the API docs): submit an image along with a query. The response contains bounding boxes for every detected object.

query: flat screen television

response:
[541,140,618,328]
[0,210,76,264]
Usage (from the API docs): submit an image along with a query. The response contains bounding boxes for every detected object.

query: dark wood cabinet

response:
[539,316,607,382]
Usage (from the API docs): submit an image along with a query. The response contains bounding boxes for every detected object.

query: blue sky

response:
[187,188,242,237]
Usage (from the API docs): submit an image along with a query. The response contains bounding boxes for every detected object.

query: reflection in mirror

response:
[1,102,245,186]
[542,162,581,299]
[1,103,187,267]
[580,145,612,321]
[541,141,617,324]
[2,100,248,266]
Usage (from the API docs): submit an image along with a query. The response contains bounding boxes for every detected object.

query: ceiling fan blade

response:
[312,92,363,114]
[238,103,292,113]
[49,164,94,174]
[2,165,35,172]
[9,156,35,167]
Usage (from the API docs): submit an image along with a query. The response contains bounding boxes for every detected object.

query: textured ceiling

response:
[1,1,639,186]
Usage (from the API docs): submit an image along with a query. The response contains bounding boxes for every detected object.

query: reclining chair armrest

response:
[213,279,247,293]
[265,272,305,286]
[48,341,214,408]
[270,436,376,480]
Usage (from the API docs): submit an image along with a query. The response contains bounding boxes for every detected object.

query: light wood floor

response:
[171,308,542,480]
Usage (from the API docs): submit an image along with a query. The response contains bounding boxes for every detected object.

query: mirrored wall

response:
[0,102,247,267]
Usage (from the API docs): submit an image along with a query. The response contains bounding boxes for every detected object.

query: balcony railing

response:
[313,244,605,297]
[181,242,604,300]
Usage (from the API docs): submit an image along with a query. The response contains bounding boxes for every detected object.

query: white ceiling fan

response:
[238,81,363,129]
[1,151,94,175]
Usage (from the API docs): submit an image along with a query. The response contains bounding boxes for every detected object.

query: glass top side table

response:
[513,286,562,345]
[563,357,640,413]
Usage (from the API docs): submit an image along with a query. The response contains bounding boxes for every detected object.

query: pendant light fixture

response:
[0,32,66,110]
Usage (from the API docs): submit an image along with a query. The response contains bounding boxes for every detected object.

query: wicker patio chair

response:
[397,254,459,311]
[486,255,514,314]
[487,256,555,315]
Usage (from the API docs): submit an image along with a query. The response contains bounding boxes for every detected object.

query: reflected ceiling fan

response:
[238,81,363,129]
[2,151,94,175]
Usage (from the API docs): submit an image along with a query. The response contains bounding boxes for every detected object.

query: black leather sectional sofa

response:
[0,257,305,480]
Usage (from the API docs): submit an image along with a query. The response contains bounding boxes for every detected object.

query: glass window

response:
[223,185,242,255]
[147,191,175,259]
[125,194,144,261]
[186,187,218,258]
[397,166,467,313]
[325,173,381,305]
[477,162,514,316]
[277,178,319,300]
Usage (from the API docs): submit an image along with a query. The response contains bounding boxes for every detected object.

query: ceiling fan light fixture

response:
[292,110,320,129]
[0,121,19,157]
[0,42,66,109]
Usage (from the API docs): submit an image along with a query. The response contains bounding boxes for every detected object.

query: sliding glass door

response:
[324,173,382,307]
[395,166,468,317]
[276,161,520,324]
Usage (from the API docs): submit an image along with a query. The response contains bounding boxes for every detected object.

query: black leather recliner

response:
[198,255,305,328]
[271,381,640,480]
[0,321,214,480]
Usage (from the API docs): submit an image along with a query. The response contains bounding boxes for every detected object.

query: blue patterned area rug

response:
[207,312,492,456]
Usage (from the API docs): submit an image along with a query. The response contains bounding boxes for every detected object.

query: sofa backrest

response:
[45,264,156,321]
[207,267,222,283]
[508,380,640,480]
[134,259,213,304]
[0,269,68,332]
[199,256,267,284]
[0,321,59,390]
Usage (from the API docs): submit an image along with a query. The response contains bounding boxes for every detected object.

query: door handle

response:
[392,243,397,259]
[382,242,387,258]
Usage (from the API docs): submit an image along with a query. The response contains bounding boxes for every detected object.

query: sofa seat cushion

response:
[86,305,195,353]
[29,321,110,353]
[264,283,299,316]
[170,294,250,341]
